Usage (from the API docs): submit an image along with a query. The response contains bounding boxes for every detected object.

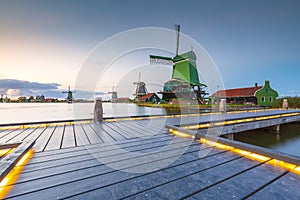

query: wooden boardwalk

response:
[0,119,168,152]
[3,131,300,199]
[1,111,300,199]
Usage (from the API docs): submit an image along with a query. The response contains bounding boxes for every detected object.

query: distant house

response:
[116,97,130,103]
[139,93,160,103]
[35,95,45,102]
[210,80,278,107]
[45,98,55,103]
[18,96,27,102]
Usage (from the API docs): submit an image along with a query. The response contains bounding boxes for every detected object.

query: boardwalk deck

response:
[3,132,300,199]
[1,110,300,199]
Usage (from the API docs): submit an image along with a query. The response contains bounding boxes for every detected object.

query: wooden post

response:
[94,98,103,122]
[282,99,289,110]
[275,124,280,133]
[219,99,226,113]
[224,134,234,140]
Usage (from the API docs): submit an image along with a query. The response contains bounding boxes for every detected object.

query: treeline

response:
[273,96,300,108]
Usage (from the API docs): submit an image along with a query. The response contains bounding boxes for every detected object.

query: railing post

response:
[282,99,289,110]
[94,98,103,123]
[219,99,226,113]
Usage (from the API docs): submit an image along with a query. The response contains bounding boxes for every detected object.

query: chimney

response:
[255,83,258,88]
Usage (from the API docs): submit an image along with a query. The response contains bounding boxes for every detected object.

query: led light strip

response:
[183,112,300,130]
[169,129,300,175]
[0,149,34,199]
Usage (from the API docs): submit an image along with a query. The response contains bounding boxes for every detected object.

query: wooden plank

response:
[20,143,208,183]
[6,128,39,143]
[104,122,137,138]
[22,126,47,142]
[62,150,234,199]
[108,122,144,138]
[187,161,288,199]
[31,133,171,158]
[15,145,221,197]
[0,129,26,143]
[135,118,168,130]
[43,126,64,151]
[89,123,116,143]
[118,121,162,137]
[94,123,126,141]
[0,129,16,139]
[101,123,131,139]
[73,124,91,146]
[247,171,300,199]
[33,126,56,152]
[61,124,76,148]
[0,148,15,160]
[124,157,268,199]
[6,140,216,199]
[22,136,189,172]
[0,140,35,182]
[81,124,103,144]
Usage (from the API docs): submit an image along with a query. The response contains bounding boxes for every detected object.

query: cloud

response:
[0,79,60,90]
[0,79,105,99]
[0,79,61,98]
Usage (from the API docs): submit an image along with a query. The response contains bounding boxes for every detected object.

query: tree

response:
[29,96,34,102]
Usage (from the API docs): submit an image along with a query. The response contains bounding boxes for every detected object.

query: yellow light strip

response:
[269,159,297,170]
[183,112,300,130]
[168,129,300,175]
[0,149,34,199]
[294,166,300,175]
[0,149,11,157]
[169,129,195,139]
[0,148,16,157]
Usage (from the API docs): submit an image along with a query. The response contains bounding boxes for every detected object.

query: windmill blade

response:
[138,72,141,83]
[150,55,173,65]
[175,24,180,55]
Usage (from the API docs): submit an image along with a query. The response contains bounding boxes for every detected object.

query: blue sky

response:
[1,0,300,98]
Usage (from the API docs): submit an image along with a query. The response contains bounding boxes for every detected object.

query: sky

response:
[1,0,300,99]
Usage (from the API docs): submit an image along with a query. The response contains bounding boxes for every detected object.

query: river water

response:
[234,123,300,157]
[0,102,166,124]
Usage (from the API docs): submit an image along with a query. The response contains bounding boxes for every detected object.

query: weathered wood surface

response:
[0,140,35,182]
[0,119,167,152]
[4,132,300,200]
[1,111,300,199]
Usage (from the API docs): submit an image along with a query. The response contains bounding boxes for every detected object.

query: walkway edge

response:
[0,140,35,182]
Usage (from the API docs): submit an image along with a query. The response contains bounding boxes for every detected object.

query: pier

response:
[1,109,300,199]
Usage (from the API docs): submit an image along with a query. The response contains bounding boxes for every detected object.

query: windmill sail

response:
[150,55,173,65]
[175,24,180,55]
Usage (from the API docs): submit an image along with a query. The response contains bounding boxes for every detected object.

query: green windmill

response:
[150,25,207,103]
[62,86,74,103]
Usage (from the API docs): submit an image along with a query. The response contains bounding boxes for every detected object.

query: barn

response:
[138,93,161,103]
[210,80,278,107]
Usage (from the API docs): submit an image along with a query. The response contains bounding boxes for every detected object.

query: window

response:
[261,96,265,102]
[269,96,273,102]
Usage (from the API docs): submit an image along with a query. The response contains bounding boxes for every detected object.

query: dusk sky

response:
[1,0,300,99]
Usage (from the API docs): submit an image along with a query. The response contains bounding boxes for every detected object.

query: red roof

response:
[117,98,129,101]
[139,93,155,101]
[211,86,263,98]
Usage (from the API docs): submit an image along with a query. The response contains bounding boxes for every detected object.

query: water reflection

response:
[234,122,300,157]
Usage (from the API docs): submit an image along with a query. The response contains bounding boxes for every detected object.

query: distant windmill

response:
[133,72,148,101]
[62,86,75,103]
[149,24,207,103]
[108,86,118,103]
